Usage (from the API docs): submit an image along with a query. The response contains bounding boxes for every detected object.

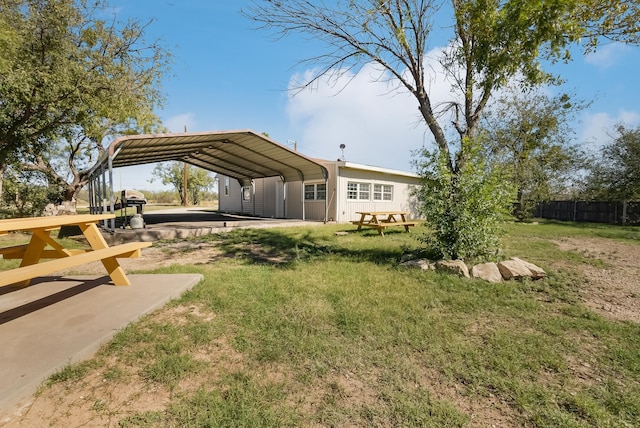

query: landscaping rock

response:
[400,256,544,282]
[510,257,546,279]
[497,259,532,280]
[436,259,470,278]
[400,259,435,271]
[44,201,77,216]
[471,262,503,283]
[400,253,415,263]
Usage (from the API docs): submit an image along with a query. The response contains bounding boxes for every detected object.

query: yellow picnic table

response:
[0,214,151,287]
[352,211,415,236]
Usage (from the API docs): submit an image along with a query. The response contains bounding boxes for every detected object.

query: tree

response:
[0,11,18,74]
[575,0,640,49]
[0,0,169,202]
[244,0,639,259]
[151,162,215,206]
[582,125,640,202]
[480,89,589,220]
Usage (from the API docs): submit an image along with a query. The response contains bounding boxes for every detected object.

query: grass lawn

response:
[8,221,640,426]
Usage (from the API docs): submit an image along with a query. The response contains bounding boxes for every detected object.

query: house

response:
[218,159,422,223]
[87,130,422,228]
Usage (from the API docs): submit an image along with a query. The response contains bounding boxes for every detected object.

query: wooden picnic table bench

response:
[352,211,415,236]
[0,214,151,288]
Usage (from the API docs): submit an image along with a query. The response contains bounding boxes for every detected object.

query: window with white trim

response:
[347,182,370,200]
[373,184,393,201]
[305,183,326,200]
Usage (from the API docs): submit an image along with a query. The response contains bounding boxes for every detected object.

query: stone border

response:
[400,256,546,283]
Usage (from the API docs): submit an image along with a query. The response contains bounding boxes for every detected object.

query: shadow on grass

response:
[194,227,411,267]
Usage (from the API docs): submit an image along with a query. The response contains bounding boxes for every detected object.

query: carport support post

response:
[108,155,115,231]
[324,177,329,223]
[88,179,94,214]
[301,180,305,220]
[101,163,108,221]
[283,180,287,218]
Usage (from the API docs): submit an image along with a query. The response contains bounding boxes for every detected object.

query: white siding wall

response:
[284,181,303,219]
[303,200,326,221]
[252,179,265,216]
[219,176,242,213]
[262,176,276,218]
[218,176,264,216]
[334,167,421,223]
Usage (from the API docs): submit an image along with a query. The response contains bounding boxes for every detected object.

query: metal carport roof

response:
[87,129,329,227]
[102,129,328,186]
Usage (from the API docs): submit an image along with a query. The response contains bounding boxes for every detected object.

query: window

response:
[317,183,326,200]
[242,186,251,201]
[304,184,315,200]
[305,183,326,200]
[347,182,358,200]
[347,182,370,200]
[224,177,230,196]
[373,184,393,201]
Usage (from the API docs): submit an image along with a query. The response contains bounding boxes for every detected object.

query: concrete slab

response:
[0,273,203,418]
[96,208,326,243]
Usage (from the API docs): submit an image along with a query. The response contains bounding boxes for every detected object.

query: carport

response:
[87,130,329,231]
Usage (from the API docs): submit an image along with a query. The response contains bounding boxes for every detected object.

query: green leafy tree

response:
[0,0,169,202]
[151,162,215,206]
[245,0,639,259]
[0,11,18,73]
[480,89,589,220]
[582,125,640,202]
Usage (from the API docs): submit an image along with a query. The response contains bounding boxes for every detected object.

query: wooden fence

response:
[536,201,640,225]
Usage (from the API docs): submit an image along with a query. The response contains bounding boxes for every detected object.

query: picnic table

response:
[0,214,151,288]
[352,211,415,236]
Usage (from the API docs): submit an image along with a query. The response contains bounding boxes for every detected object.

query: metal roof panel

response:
[101,130,328,183]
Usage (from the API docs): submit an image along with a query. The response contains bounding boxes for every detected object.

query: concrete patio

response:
[0,273,203,420]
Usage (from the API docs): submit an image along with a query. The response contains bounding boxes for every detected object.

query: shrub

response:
[1,169,61,217]
[414,137,514,260]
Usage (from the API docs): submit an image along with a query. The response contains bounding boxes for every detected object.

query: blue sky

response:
[112,1,640,191]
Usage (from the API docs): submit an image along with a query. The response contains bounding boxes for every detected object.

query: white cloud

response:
[584,43,631,69]
[285,48,457,172]
[163,113,197,133]
[580,110,640,150]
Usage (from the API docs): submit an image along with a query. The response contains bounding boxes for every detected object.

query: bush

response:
[1,169,61,217]
[414,138,514,260]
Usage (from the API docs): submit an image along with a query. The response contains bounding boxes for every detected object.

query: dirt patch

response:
[1,306,246,428]
[54,241,226,275]
[552,237,640,324]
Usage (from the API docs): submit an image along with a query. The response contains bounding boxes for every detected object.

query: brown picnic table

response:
[0,214,151,288]
[352,211,415,236]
